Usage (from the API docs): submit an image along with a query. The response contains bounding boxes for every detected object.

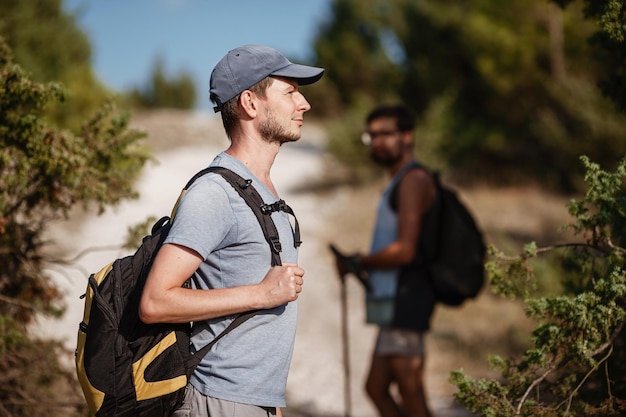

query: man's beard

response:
[370,149,403,167]
[259,108,300,145]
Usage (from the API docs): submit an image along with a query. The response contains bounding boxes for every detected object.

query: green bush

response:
[0,38,148,416]
[452,156,626,416]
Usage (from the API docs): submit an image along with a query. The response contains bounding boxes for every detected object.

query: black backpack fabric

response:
[390,162,486,306]
[75,166,298,417]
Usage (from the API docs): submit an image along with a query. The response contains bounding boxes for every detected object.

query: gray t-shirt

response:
[164,152,299,407]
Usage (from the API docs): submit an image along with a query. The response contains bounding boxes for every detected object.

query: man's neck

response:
[388,154,414,177]
[225,136,281,196]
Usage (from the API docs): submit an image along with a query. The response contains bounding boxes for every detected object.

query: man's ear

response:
[401,131,414,148]
[239,90,258,117]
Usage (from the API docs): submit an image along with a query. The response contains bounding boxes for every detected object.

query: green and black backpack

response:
[75,166,299,417]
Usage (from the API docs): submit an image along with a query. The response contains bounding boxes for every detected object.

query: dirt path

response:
[40,110,569,416]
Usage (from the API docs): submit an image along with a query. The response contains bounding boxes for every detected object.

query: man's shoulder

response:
[397,164,434,189]
[388,162,437,211]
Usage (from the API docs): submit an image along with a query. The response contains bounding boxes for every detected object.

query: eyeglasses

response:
[361,130,400,146]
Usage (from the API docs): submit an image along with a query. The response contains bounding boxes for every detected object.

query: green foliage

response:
[127,56,197,109]
[0,38,148,415]
[554,0,626,109]
[324,95,381,182]
[314,0,626,192]
[0,316,84,417]
[124,216,158,250]
[313,0,403,107]
[453,156,626,416]
[0,0,115,130]
[554,0,626,42]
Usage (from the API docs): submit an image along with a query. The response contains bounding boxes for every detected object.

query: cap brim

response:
[271,63,324,85]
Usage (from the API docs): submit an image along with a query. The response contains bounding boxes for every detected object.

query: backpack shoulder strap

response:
[206,166,289,267]
[172,165,303,266]
[388,160,430,212]
[387,161,443,263]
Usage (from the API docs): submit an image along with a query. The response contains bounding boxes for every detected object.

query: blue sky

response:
[62,0,331,109]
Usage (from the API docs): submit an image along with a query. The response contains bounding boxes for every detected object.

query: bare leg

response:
[365,354,403,417]
[389,355,432,417]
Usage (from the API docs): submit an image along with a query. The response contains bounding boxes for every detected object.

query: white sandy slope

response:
[37,112,471,417]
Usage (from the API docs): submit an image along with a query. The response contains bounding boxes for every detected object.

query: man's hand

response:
[329,243,371,291]
[256,263,304,308]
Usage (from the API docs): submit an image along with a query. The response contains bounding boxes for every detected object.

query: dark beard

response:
[370,150,402,167]
[259,110,299,145]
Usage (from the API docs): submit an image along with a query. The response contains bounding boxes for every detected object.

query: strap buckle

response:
[261,200,286,214]
[269,236,282,253]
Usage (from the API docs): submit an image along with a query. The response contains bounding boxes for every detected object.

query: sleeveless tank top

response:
[366,160,438,331]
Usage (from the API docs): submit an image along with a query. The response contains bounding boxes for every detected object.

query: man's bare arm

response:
[139,243,304,324]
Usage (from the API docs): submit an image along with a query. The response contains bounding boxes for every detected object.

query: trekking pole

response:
[330,243,360,417]
[339,273,352,417]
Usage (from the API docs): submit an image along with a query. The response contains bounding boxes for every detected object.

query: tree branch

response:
[563,344,613,414]
[0,293,45,313]
[4,175,44,219]
[497,241,612,262]
[516,363,559,415]
[48,244,122,265]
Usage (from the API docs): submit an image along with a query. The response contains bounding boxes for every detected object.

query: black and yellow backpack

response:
[75,166,297,416]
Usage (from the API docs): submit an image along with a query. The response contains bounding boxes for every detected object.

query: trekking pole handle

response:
[328,244,372,292]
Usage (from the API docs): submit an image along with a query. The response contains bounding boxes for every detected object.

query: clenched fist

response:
[257,263,305,308]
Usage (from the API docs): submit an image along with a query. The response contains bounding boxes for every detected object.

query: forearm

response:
[140,244,303,324]
[360,241,415,270]
[140,283,269,324]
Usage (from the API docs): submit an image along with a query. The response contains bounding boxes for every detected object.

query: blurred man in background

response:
[333,104,437,417]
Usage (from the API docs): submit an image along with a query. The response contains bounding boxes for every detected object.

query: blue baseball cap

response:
[209,45,324,112]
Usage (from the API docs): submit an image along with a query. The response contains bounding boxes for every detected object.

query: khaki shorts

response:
[374,328,425,357]
[172,384,277,417]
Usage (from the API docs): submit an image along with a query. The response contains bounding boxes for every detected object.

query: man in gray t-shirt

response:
[140,45,323,417]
